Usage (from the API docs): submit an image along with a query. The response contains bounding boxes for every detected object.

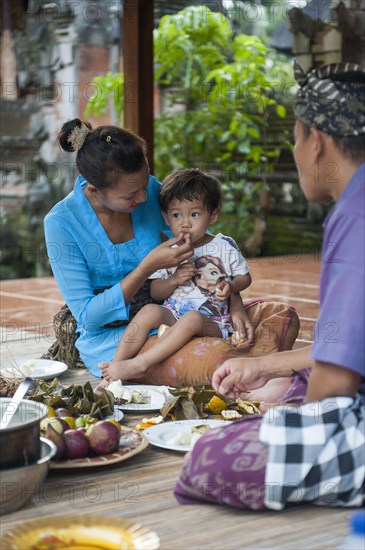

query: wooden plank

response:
[123,0,154,171]
[0,257,353,549]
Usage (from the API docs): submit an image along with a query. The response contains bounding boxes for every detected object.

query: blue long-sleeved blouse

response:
[44,174,166,376]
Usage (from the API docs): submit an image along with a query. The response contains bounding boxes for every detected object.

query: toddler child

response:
[100,168,254,381]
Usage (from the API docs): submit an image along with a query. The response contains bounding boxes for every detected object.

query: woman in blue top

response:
[44,119,193,377]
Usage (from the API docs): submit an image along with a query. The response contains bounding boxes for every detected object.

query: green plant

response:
[86,6,294,248]
[85,71,124,122]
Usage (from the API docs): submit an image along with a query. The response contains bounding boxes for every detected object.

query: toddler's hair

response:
[160,168,222,213]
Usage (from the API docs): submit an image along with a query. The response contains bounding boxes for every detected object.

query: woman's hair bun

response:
[58,119,92,153]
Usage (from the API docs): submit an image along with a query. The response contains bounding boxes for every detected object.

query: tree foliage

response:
[86,6,294,247]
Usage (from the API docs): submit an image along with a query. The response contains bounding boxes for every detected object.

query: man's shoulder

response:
[347,184,365,216]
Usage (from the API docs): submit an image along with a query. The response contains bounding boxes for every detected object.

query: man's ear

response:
[209,209,219,224]
[162,210,169,225]
[311,128,326,162]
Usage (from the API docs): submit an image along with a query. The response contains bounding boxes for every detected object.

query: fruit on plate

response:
[40,414,121,460]
[62,416,76,429]
[40,417,65,435]
[55,407,72,418]
[75,414,97,429]
[135,415,164,430]
[63,429,90,459]
[205,396,227,415]
[88,421,120,455]
[45,424,66,460]
[47,406,57,417]
[106,419,122,431]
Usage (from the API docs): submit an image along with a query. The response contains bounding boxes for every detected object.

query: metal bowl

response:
[0,398,48,469]
[0,437,56,515]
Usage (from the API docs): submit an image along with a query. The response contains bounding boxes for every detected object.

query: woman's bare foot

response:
[99,356,148,382]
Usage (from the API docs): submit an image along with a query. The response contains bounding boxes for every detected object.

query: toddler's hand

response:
[171,261,196,285]
[215,281,231,301]
[230,315,254,348]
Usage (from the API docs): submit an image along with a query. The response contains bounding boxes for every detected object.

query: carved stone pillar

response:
[289,0,365,71]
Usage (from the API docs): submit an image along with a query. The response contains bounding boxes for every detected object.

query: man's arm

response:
[306,361,361,402]
[212,346,313,398]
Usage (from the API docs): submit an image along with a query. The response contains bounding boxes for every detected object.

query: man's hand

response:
[212,357,269,399]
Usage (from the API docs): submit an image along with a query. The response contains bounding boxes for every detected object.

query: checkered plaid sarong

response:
[260,394,365,510]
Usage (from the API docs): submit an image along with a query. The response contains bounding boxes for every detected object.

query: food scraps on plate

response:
[106,379,148,405]
[166,423,211,447]
[135,385,261,429]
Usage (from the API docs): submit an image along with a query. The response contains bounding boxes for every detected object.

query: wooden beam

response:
[122,0,154,171]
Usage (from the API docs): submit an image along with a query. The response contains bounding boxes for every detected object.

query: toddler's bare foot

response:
[95,378,109,390]
[99,357,148,382]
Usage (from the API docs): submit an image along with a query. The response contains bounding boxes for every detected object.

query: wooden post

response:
[122,0,154,172]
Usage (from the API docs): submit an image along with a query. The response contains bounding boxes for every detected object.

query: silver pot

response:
[0,437,56,515]
[0,398,48,469]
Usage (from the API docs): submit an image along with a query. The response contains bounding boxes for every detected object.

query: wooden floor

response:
[0,254,321,346]
[0,255,353,549]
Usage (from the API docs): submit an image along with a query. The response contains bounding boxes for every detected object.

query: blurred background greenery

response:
[1,0,329,279]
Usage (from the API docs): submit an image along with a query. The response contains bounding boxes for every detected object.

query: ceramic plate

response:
[50,427,147,469]
[106,408,124,422]
[0,357,68,380]
[144,419,227,452]
[116,385,166,412]
[0,513,160,549]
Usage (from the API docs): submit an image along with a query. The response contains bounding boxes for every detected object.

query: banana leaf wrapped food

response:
[30,379,115,419]
[160,385,261,421]
[1,375,115,419]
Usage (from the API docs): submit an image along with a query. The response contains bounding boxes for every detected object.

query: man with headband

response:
[174,63,365,511]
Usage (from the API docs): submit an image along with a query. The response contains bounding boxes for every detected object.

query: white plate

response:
[116,385,166,412]
[0,358,68,380]
[105,408,124,422]
[144,419,227,452]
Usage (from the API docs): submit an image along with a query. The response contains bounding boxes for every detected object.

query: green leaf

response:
[276,104,287,118]
[237,141,251,154]
[246,127,260,139]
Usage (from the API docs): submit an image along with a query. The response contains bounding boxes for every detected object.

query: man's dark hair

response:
[160,168,222,213]
[301,122,365,165]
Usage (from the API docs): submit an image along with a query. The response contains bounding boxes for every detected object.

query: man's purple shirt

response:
[311,163,365,382]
